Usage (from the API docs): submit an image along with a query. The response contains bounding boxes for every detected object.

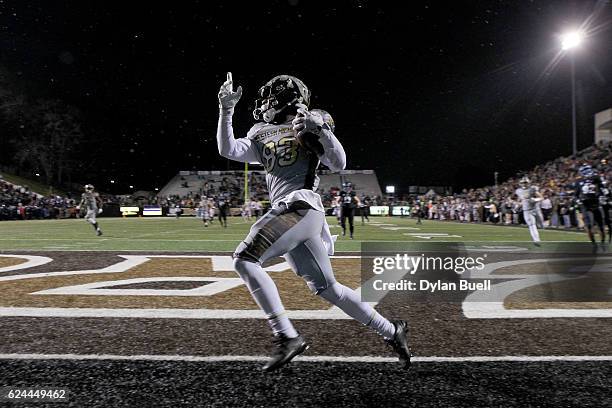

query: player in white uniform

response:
[207,199,216,224]
[241,202,251,221]
[217,73,411,371]
[76,184,103,236]
[249,198,261,220]
[515,176,543,244]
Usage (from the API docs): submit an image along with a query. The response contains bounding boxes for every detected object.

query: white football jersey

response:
[247,121,322,209]
[80,192,98,211]
[515,186,539,211]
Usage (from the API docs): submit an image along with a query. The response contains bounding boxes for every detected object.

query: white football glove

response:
[218,72,242,110]
[98,208,103,214]
[75,206,80,211]
[292,105,324,137]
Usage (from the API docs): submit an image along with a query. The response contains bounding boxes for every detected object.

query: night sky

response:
[1,0,611,193]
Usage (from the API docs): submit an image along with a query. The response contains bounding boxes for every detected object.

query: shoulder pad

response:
[310,109,335,132]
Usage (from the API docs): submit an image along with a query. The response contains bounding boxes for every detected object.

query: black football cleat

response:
[96,229,103,236]
[262,333,309,372]
[385,320,413,369]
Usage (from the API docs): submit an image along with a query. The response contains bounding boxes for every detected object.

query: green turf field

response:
[0,216,584,251]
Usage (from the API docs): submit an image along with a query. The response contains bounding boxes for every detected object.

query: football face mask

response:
[253,75,310,123]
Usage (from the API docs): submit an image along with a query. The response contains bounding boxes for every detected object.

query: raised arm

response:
[217,110,258,163]
[216,72,259,163]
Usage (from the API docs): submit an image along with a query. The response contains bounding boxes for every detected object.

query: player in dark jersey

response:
[414,200,424,224]
[340,183,358,239]
[360,195,370,225]
[600,178,612,243]
[217,194,230,228]
[574,164,606,246]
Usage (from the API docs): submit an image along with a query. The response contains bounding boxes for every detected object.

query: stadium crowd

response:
[0,177,78,220]
[402,142,612,228]
[3,142,612,229]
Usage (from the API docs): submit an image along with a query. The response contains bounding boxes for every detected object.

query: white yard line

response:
[0,353,609,363]
[0,238,244,242]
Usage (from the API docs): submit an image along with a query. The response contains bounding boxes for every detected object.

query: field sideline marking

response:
[0,353,610,363]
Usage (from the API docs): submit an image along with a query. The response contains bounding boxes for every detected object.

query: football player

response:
[600,179,612,242]
[217,193,229,228]
[198,198,210,227]
[339,182,358,239]
[414,199,424,224]
[76,184,103,236]
[515,176,543,245]
[574,164,606,246]
[174,204,183,219]
[360,195,370,225]
[208,198,216,224]
[217,73,411,371]
[331,193,342,224]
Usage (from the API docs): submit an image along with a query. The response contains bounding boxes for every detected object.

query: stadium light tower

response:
[560,29,584,156]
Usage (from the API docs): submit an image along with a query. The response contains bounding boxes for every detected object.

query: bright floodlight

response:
[561,30,583,50]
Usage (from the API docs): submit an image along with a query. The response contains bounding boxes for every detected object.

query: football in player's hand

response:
[296,132,324,156]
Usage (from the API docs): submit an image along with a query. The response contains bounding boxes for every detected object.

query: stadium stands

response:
[336,170,383,198]
[158,170,382,206]
[0,175,77,220]
[5,142,612,227]
[158,171,266,202]
[405,141,612,227]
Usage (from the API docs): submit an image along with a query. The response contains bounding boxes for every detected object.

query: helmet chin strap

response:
[262,96,301,123]
[262,107,280,123]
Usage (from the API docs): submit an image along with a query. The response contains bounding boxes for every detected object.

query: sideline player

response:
[76,184,103,236]
[217,72,411,371]
[217,194,229,228]
[199,198,211,227]
[360,195,370,225]
[601,178,612,242]
[241,202,252,222]
[339,183,358,239]
[574,165,606,246]
[515,176,543,245]
[414,199,424,224]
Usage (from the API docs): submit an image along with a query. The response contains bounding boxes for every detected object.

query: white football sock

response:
[233,258,298,338]
[319,283,396,339]
[529,225,540,242]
